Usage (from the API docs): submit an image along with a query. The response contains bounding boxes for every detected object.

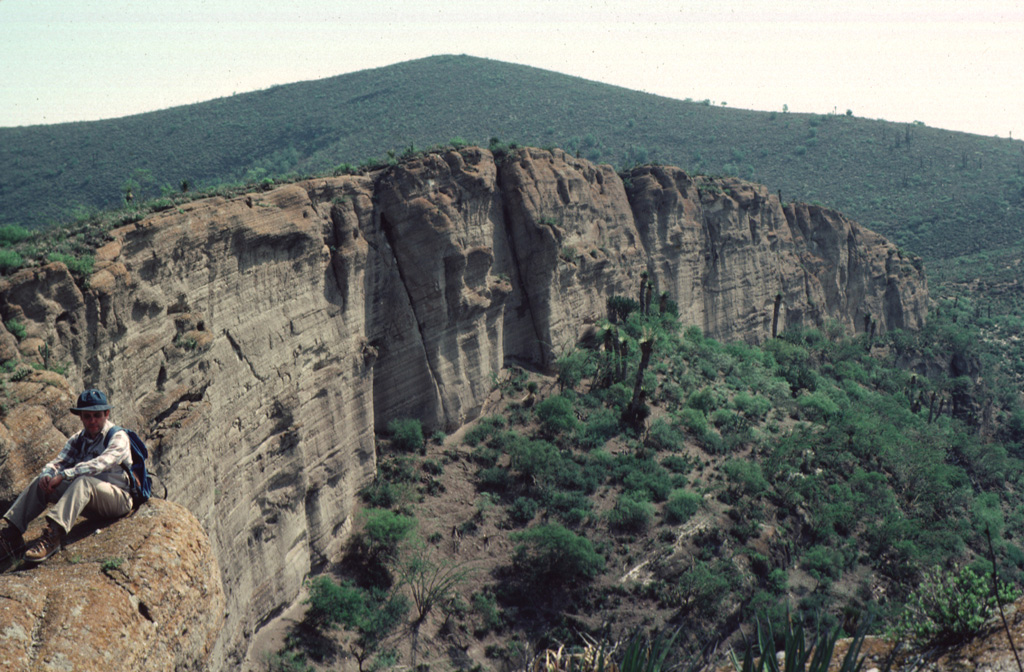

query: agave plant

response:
[730,614,868,672]
[618,629,679,672]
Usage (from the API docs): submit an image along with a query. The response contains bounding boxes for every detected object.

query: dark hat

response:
[70,389,112,415]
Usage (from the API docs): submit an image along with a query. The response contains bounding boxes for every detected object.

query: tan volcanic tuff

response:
[0,147,926,669]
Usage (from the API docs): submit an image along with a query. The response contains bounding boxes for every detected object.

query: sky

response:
[0,0,1022,137]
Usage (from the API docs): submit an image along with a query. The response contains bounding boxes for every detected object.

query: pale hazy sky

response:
[1,0,1022,137]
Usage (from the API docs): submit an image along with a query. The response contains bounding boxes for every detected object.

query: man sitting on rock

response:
[0,389,134,564]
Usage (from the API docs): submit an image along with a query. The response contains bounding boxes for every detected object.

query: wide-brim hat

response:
[70,389,112,415]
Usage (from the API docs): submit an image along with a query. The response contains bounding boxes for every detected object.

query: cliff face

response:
[0,147,927,669]
[627,165,928,340]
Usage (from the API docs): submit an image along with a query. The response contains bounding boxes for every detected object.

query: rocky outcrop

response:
[628,165,927,341]
[1,184,379,669]
[0,147,927,669]
[0,495,223,671]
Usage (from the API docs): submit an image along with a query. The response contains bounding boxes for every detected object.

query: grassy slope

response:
[2,55,1023,260]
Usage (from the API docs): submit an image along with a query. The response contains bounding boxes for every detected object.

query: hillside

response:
[2,55,1023,261]
[268,294,1024,672]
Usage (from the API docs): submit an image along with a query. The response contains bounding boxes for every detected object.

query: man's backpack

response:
[106,426,153,505]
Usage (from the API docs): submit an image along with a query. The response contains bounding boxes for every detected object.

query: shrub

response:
[478,466,513,492]
[664,489,702,524]
[721,459,770,498]
[359,478,405,508]
[535,394,579,437]
[647,418,685,451]
[661,455,693,476]
[607,295,640,322]
[0,249,23,274]
[733,392,771,420]
[687,387,721,413]
[303,578,409,665]
[801,544,844,582]
[709,408,742,431]
[676,407,708,435]
[615,455,673,501]
[576,407,620,449]
[674,559,735,617]
[511,523,605,584]
[471,591,502,635]
[47,252,94,276]
[332,163,358,176]
[556,349,591,391]
[265,650,314,672]
[463,415,506,446]
[387,417,424,452]
[768,568,788,593]
[509,438,561,484]
[622,464,673,502]
[509,496,539,525]
[4,318,26,341]
[797,391,840,421]
[361,508,415,561]
[555,460,600,494]
[544,490,593,525]
[893,565,1021,645]
[0,224,31,247]
[305,576,369,630]
[607,494,654,533]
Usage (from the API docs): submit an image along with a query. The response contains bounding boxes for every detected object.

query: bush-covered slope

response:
[267,288,1024,670]
[2,55,1023,260]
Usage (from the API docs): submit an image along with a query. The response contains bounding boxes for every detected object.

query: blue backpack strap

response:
[106,425,136,486]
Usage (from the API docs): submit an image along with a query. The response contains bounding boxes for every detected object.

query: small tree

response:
[397,546,472,625]
[302,575,409,672]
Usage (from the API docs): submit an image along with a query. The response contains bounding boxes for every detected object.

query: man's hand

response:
[40,474,63,495]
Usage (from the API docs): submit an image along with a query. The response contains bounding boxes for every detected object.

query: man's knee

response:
[68,477,131,519]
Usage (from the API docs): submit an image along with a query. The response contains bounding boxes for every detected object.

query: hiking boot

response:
[0,521,24,563]
[24,521,63,563]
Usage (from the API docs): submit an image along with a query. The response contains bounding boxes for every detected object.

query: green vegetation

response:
[892,565,1020,645]
[4,319,26,341]
[273,265,1024,667]
[510,523,605,585]
[731,611,868,672]
[386,417,424,453]
[100,557,125,573]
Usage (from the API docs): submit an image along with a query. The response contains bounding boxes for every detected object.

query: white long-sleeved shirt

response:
[42,419,132,484]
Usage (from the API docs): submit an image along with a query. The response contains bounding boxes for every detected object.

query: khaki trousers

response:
[3,474,132,535]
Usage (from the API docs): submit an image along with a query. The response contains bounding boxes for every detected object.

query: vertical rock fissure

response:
[494,161,549,367]
[376,211,449,420]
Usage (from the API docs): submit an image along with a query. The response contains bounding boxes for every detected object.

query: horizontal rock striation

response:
[0,147,926,669]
